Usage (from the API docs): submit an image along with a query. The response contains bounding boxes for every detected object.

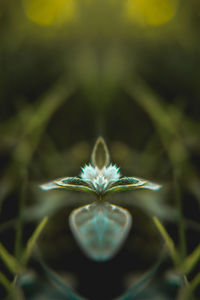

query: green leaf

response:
[112,177,142,185]
[40,181,66,191]
[179,244,200,274]
[55,180,96,194]
[0,244,23,274]
[105,178,161,195]
[153,217,180,266]
[40,177,96,194]
[105,182,146,194]
[22,216,48,265]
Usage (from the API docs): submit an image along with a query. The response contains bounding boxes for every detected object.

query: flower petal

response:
[80,164,99,181]
[102,165,121,182]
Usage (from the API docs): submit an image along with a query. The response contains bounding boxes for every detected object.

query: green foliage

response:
[178,273,200,300]
[21,216,48,265]
[0,244,23,274]
[153,217,200,299]
[153,217,200,276]
[0,217,48,298]
[179,245,200,274]
[153,217,180,266]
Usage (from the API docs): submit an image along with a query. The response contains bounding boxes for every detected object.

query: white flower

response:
[101,165,120,182]
[80,164,121,194]
[80,164,99,181]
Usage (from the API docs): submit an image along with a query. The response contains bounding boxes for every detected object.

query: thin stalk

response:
[174,168,187,261]
[14,170,28,260]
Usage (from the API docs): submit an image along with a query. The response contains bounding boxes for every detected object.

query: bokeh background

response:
[0,0,200,299]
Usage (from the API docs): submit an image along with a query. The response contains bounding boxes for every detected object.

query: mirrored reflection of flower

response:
[40,137,161,261]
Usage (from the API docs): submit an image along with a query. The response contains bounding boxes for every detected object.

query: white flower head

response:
[80,164,121,194]
[81,164,99,181]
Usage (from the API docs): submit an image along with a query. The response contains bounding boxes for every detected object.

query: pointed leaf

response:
[153,217,180,266]
[137,180,162,191]
[105,177,161,195]
[22,216,48,265]
[55,177,95,194]
[104,177,149,195]
[91,137,110,169]
[112,177,142,185]
[0,244,23,274]
[179,244,200,274]
[57,177,88,186]
[40,177,95,194]
[69,202,132,261]
[40,181,66,191]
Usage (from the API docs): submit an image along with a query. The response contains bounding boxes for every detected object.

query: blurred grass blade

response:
[14,80,74,167]
[22,216,48,265]
[0,273,22,300]
[153,217,180,266]
[40,259,86,300]
[179,244,200,274]
[117,255,163,299]
[0,244,23,274]
[0,272,11,291]
[178,273,200,300]
[190,273,200,295]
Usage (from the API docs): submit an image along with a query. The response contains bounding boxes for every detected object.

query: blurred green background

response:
[0,0,200,299]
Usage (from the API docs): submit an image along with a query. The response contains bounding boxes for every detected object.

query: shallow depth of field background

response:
[0,1,200,299]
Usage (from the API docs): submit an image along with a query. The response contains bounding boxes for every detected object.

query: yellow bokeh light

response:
[126,0,179,26]
[23,0,76,26]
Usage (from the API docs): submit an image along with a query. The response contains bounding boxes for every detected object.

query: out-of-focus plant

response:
[125,0,179,26]
[0,217,48,299]
[22,0,180,28]
[23,0,77,26]
[153,217,200,300]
